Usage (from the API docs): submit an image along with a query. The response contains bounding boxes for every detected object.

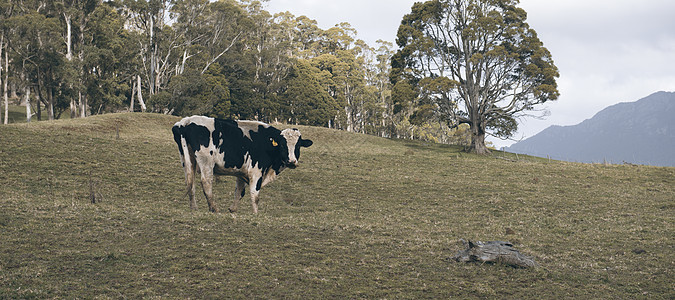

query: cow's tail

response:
[172,124,193,199]
[172,124,184,157]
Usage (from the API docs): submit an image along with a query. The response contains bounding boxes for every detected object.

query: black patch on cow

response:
[294,137,314,161]
[207,118,289,176]
[256,177,263,191]
[173,122,211,155]
[172,125,184,156]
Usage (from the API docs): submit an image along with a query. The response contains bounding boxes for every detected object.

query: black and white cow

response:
[172,116,313,213]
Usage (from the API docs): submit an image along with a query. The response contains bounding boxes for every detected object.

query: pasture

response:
[0,113,672,298]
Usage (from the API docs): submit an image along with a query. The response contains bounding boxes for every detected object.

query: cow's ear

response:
[270,138,279,147]
[300,139,313,148]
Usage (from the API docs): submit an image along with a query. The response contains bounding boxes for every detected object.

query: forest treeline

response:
[0,0,472,145]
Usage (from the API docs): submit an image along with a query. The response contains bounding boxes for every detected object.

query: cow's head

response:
[277,128,312,169]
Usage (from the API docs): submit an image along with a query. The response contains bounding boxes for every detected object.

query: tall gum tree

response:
[392,0,559,154]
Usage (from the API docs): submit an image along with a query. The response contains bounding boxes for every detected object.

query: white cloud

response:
[266,0,411,45]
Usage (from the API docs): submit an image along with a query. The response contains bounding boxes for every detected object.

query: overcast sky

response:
[264,0,675,148]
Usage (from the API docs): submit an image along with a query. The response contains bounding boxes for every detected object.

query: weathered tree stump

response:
[453,240,538,268]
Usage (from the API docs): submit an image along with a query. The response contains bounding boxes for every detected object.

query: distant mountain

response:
[505,91,675,167]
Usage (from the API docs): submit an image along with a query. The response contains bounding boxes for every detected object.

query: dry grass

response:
[0,113,673,298]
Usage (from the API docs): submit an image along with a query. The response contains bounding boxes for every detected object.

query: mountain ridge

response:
[506,91,675,166]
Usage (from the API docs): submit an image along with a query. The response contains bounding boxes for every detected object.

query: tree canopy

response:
[0,0,558,151]
[0,0,403,137]
[391,0,559,153]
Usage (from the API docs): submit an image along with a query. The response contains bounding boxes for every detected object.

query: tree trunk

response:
[1,34,5,124]
[10,81,17,99]
[65,13,76,118]
[468,102,490,154]
[3,51,7,124]
[129,78,135,112]
[470,126,490,154]
[344,105,353,132]
[79,22,86,118]
[25,86,31,123]
[64,13,73,61]
[453,240,537,268]
[179,50,188,75]
[70,99,77,118]
[36,87,42,121]
[136,75,146,112]
[469,111,490,154]
[48,87,54,121]
[79,91,87,118]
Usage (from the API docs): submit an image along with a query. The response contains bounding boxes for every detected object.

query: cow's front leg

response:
[229,177,246,213]
[250,177,263,214]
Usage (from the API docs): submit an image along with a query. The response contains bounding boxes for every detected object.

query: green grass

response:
[0,113,673,298]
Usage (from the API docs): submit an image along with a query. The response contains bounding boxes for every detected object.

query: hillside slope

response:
[0,113,673,298]
[506,91,675,166]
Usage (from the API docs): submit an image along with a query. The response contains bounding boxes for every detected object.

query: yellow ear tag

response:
[272,140,278,147]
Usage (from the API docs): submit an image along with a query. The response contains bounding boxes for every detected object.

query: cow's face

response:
[280,128,313,169]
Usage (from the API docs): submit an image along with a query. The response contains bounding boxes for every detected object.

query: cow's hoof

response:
[228,207,237,213]
[209,207,219,213]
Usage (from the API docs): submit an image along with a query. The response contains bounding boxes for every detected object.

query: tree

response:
[75,1,132,116]
[122,0,178,96]
[392,0,559,154]
[7,3,65,121]
[54,0,102,118]
[150,63,230,117]
[284,59,338,126]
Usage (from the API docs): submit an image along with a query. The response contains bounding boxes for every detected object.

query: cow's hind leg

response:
[182,148,198,210]
[229,177,246,213]
[193,152,218,213]
[199,165,219,213]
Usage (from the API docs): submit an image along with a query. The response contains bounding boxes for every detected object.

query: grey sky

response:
[265,0,675,148]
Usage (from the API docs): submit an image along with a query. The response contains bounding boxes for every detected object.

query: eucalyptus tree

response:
[293,15,322,59]
[314,23,367,132]
[360,40,395,136]
[392,0,559,153]
[81,2,134,115]
[122,0,178,96]
[149,0,250,116]
[284,59,337,126]
[0,0,10,123]
[6,1,65,121]
[375,41,397,137]
[199,0,249,75]
[53,0,102,117]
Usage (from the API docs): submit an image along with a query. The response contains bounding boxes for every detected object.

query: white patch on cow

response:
[281,128,301,164]
[236,120,269,140]
[261,168,277,187]
[174,115,215,132]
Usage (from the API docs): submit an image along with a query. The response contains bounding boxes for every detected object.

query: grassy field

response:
[0,113,672,298]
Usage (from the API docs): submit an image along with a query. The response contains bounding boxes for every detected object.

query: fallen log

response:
[453,239,538,268]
